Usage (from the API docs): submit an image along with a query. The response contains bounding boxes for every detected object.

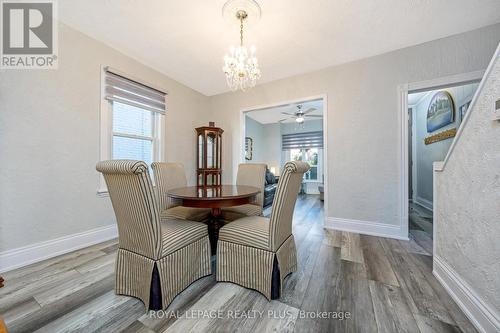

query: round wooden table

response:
[168,185,260,252]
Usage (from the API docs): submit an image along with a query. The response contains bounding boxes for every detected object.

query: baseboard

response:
[0,224,118,273]
[433,256,500,333]
[325,217,408,240]
[305,190,320,195]
[415,196,433,211]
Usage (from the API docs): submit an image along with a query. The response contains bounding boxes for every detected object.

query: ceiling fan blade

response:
[278,118,288,123]
[302,108,317,115]
[305,115,323,118]
[281,112,295,116]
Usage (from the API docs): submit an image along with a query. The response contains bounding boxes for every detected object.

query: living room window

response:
[283,130,323,182]
[290,148,321,181]
[99,67,166,193]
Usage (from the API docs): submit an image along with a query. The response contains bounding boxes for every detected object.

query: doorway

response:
[403,74,481,254]
[240,95,328,220]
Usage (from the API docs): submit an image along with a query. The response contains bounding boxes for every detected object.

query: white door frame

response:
[239,94,329,223]
[397,70,484,240]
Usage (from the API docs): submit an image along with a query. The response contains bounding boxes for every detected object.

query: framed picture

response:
[426,91,455,132]
[245,137,253,160]
[459,100,471,122]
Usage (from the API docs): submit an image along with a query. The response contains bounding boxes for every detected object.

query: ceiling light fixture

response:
[222,0,261,91]
[295,117,304,123]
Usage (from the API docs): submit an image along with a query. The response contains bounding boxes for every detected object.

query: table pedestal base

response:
[208,208,223,254]
[167,185,261,255]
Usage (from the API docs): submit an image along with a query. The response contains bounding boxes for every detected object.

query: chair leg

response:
[271,255,281,300]
[149,263,163,310]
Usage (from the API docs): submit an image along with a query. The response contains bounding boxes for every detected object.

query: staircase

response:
[432,43,500,333]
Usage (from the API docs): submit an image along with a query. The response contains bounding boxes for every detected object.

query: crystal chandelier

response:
[222,6,261,91]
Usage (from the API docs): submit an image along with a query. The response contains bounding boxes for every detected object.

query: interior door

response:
[408,107,413,200]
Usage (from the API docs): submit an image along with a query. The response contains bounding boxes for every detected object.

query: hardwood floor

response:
[409,202,434,255]
[0,195,476,333]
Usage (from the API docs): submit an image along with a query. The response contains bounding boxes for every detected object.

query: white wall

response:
[209,24,500,234]
[434,49,500,332]
[244,117,282,168]
[412,82,479,207]
[0,22,210,254]
[244,116,266,163]
[262,123,281,172]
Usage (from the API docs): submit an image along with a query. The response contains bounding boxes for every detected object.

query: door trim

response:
[397,70,484,241]
[239,94,329,224]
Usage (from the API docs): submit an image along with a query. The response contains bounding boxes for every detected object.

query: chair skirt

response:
[115,235,211,310]
[216,235,297,300]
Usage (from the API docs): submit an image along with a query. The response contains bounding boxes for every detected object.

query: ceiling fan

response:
[279,104,322,123]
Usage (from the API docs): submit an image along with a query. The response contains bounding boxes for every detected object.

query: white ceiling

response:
[246,99,323,124]
[59,1,500,96]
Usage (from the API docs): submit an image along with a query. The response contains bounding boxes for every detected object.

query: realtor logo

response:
[1,0,58,69]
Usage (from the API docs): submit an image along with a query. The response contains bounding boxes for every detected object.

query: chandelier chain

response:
[240,18,244,46]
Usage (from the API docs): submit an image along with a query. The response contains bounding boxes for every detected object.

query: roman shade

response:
[282,131,323,149]
[104,67,167,114]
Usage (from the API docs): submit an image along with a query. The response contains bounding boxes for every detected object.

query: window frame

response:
[288,148,323,183]
[98,66,165,195]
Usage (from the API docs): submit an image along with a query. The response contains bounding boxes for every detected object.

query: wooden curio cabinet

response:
[196,122,223,187]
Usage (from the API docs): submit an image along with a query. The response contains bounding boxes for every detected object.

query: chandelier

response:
[222,1,261,91]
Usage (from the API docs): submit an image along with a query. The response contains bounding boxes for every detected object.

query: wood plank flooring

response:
[0,195,476,333]
[409,202,434,255]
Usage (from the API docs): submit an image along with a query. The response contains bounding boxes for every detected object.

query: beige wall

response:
[0,23,210,252]
[209,24,500,228]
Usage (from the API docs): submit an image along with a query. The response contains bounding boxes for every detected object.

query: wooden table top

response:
[168,185,260,201]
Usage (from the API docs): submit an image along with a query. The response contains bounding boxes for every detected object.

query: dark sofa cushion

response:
[265,170,276,185]
[263,183,277,207]
[264,183,277,196]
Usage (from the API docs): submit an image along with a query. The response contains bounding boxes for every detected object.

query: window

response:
[283,131,323,182]
[290,148,321,181]
[99,67,166,193]
[112,102,155,166]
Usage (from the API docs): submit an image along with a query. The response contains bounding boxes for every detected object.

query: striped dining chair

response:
[151,162,211,222]
[221,163,267,222]
[96,160,211,310]
[216,161,310,300]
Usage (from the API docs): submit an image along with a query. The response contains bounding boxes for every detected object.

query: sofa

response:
[264,168,278,207]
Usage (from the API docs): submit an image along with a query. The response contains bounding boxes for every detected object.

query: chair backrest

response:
[96,160,161,259]
[236,163,267,210]
[151,162,187,211]
[269,161,310,251]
